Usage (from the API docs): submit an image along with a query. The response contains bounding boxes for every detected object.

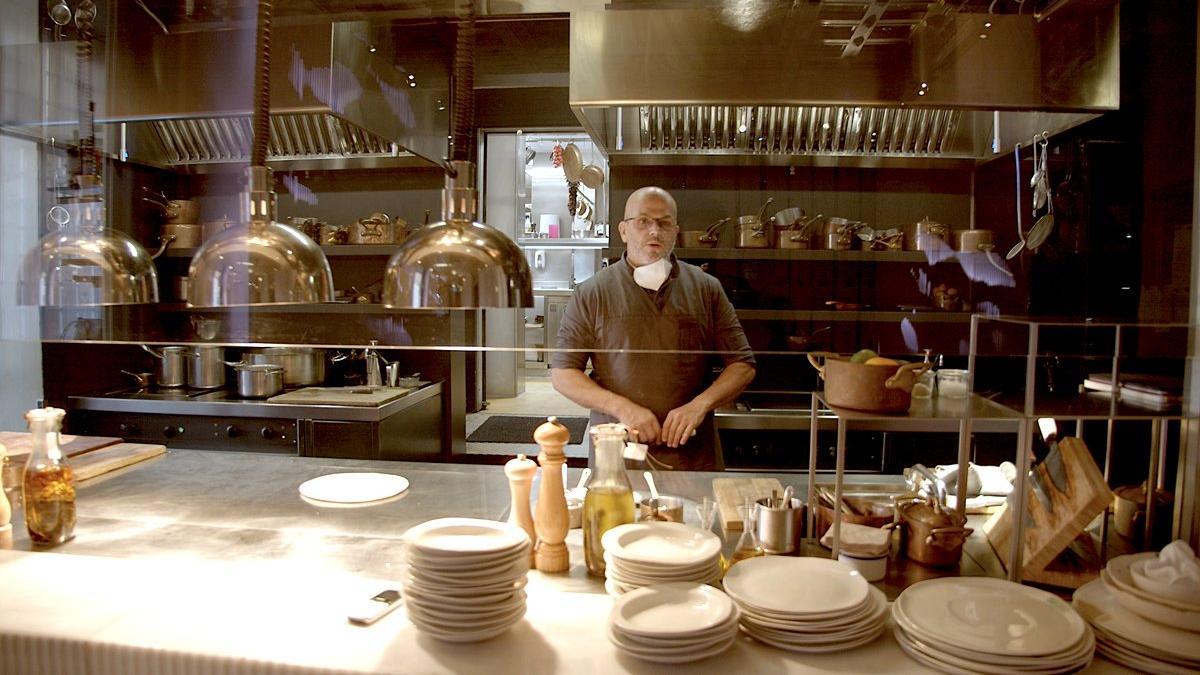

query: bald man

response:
[550,187,756,470]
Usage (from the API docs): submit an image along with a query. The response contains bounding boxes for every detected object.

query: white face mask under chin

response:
[632,257,671,291]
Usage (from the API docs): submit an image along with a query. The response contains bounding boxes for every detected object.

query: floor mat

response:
[467,415,589,445]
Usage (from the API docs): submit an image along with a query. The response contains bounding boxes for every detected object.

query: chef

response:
[550,186,756,470]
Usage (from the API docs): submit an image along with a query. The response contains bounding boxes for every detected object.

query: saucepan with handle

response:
[678,217,730,248]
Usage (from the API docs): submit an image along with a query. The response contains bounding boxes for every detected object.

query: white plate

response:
[893,620,1095,673]
[407,559,529,585]
[723,557,868,617]
[404,591,525,617]
[298,472,408,504]
[610,631,735,664]
[611,583,734,638]
[608,623,736,656]
[1131,558,1200,607]
[605,551,721,576]
[402,518,531,557]
[742,621,884,653]
[403,574,529,597]
[1102,569,1200,632]
[406,546,528,569]
[1108,553,1200,613]
[740,586,886,635]
[602,522,721,567]
[894,577,1085,657]
[1095,639,1198,675]
[614,610,740,649]
[1073,578,1200,662]
[410,613,524,643]
[404,586,524,609]
[407,601,526,632]
[606,564,722,588]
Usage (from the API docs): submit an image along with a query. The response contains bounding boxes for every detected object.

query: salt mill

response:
[533,416,570,572]
[504,453,537,564]
[0,441,11,549]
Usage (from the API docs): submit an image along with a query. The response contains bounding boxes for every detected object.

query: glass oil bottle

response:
[582,423,635,577]
[22,407,76,546]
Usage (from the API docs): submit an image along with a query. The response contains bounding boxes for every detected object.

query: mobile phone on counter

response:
[347,589,403,626]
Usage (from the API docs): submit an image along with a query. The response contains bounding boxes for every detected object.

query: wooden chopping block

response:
[0,431,122,460]
[712,477,785,534]
[71,443,166,482]
[983,436,1112,588]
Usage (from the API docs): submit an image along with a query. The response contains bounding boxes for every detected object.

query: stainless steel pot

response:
[897,498,973,567]
[735,198,774,249]
[186,345,226,389]
[141,344,188,388]
[162,223,202,248]
[241,347,325,386]
[230,363,283,398]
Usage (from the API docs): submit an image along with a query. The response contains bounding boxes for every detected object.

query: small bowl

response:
[637,495,684,523]
[839,552,887,582]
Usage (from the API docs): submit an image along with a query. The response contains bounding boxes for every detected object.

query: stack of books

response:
[1082,373,1183,411]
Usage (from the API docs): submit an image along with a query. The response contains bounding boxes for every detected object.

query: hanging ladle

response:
[1025,135,1055,250]
[1005,142,1028,260]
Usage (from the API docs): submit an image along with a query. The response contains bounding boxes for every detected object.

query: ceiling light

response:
[369,45,377,53]
[737,124,748,133]
[187,0,332,307]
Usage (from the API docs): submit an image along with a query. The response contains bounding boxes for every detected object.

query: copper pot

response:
[821,217,862,250]
[678,218,730,248]
[350,212,394,244]
[897,499,972,567]
[735,198,774,249]
[956,229,994,252]
[903,217,952,251]
[807,352,929,413]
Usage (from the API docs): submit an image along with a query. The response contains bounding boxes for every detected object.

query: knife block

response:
[983,437,1112,588]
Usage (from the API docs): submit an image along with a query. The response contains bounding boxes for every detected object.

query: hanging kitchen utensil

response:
[1006,142,1028,260]
[562,144,583,182]
[1032,133,1050,210]
[579,164,604,189]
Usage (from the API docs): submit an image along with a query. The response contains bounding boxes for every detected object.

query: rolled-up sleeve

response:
[711,282,755,367]
[550,290,593,371]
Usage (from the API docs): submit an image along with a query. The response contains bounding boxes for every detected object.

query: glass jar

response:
[22,407,76,546]
[937,369,970,399]
[582,423,635,577]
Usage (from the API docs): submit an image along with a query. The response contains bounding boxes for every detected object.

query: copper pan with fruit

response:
[807,350,930,413]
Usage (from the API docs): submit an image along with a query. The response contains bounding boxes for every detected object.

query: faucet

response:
[363,340,389,386]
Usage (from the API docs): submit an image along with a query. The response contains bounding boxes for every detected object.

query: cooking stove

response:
[66,383,446,461]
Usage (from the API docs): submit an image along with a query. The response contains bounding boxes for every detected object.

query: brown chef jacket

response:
[551,253,755,470]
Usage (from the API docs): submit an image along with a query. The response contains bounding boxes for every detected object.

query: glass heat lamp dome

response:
[19,201,159,306]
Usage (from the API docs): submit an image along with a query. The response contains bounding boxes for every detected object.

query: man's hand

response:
[661,399,707,448]
[616,401,661,446]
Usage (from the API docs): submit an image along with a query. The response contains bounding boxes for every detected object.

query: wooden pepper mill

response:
[0,442,11,549]
[504,453,537,565]
[533,416,570,572]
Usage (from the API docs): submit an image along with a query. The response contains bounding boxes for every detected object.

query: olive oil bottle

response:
[582,423,635,577]
[22,408,76,546]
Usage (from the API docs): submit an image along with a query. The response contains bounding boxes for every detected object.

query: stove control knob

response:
[162,425,183,439]
[260,427,276,440]
[119,422,140,435]
[225,425,240,438]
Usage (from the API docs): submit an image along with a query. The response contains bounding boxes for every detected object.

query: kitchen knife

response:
[1037,418,1069,495]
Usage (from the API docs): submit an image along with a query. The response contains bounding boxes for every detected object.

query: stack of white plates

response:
[600,522,722,596]
[1073,556,1200,674]
[607,583,739,664]
[723,557,888,653]
[400,518,532,642]
[893,577,1094,674]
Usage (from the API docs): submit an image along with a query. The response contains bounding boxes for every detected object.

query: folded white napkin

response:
[931,462,1015,497]
[1142,540,1200,590]
[821,522,890,558]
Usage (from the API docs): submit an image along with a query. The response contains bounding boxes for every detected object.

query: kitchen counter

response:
[0,450,1131,674]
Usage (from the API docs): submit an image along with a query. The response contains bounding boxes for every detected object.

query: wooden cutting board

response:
[267,386,412,406]
[0,431,122,460]
[72,443,166,482]
[712,477,785,534]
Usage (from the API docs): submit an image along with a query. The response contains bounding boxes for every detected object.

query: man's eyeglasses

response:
[622,215,678,231]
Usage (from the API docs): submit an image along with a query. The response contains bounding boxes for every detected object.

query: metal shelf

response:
[603,247,929,262]
[155,303,412,314]
[162,246,401,258]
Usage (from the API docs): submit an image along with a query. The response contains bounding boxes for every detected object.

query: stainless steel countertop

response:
[6,449,892,578]
[66,381,443,422]
[717,392,1022,433]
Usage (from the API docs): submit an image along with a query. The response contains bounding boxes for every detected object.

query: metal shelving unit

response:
[603,246,929,262]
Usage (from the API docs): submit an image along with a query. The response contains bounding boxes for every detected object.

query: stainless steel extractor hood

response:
[570,3,1119,167]
[3,18,449,170]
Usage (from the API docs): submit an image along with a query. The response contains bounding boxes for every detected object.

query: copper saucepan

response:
[678,217,731,248]
[735,198,774,249]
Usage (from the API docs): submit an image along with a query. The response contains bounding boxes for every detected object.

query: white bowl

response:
[838,552,887,583]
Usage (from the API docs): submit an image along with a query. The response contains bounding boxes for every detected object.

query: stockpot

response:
[186,345,226,389]
[228,363,284,398]
[141,344,188,388]
[241,347,326,386]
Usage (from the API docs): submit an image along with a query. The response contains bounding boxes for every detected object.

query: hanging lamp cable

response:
[446,0,476,172]
[250,0,272,167]
[75,0,98,181]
